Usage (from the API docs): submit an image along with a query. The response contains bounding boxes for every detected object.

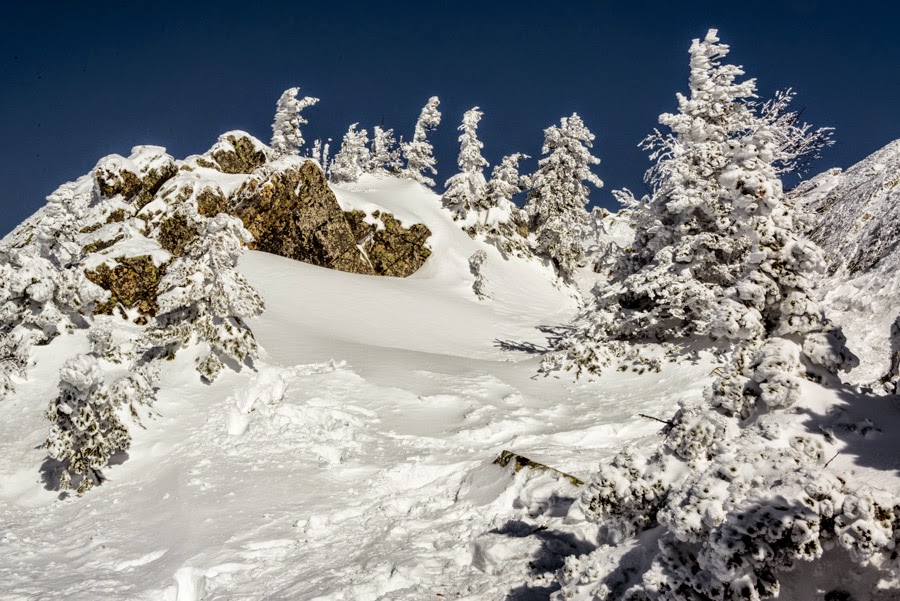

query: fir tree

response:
[330,124,371,184]
[524,113,603,282]
[472,153,532,257]
[442,107,489,223]
[270,87,320,156]
[44,354,130,493]
[401,96,442,187]
[368,126,402,174]
[143,212,265,382]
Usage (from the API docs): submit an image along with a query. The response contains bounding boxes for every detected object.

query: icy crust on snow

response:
[794,139,900,384]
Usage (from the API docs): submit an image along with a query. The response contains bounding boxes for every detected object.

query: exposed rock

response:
[198,131,270,175]
[196,185,228,217]
[356,212,432,278]
[85,256,167,324]
[106,209,126,224]
[157,214,197,257]
[234,159,375,275]
[82,234,125,255]
[135,160,178,210]
[94,157,142,200]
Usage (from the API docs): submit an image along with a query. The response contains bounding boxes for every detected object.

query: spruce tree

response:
[524,113,603,282]
[368,126,402,174]
[401,96,442,187]
[330,124,371,184]
[442,107,489,223]
[548,29,850,381]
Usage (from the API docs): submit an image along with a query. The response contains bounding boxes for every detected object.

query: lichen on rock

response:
[197,131,270,175]
[361,212,432,277]
[157,214,198,257]
[85,256,167,324]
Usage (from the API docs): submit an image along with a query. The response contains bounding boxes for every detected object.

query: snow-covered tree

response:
[329,124,371,184]
[524,113,603,282]
[548,29,846,377]
[143,212,264,382]
[0,183,106,398]
[549,30,868,601]
[44,354,130,493]
[368,126,402,174]
[270,87,319,156]
[442,107,489,223]
[468,153,532,257]
[401,96,442,187]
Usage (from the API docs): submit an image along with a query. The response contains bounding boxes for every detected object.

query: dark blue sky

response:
[2,1,899,236]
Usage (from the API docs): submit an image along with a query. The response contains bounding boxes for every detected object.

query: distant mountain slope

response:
[793,139,900,384]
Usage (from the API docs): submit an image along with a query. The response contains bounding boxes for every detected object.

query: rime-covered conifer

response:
[270,87,319,156]
[143,212,264,382]
[469,153,532,256]
[442,107,489,223]
[524,114,603,281]
[368,126,402,174]
[329,124,371,184]
[401,96,442,187]
[44,354,130,493]
[549,29,847,377]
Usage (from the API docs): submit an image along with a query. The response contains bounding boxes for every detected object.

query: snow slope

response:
[1,175,896,601]
[794,139,900,384]
[0,176,715,600]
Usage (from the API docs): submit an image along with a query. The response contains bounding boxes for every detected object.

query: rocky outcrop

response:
[345,210,432,277]
[93,149,178,210]
[85,256,167,324]
[234,160,375,274]
[233,159,433,277]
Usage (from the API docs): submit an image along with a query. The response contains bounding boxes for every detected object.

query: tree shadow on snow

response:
[38,449,129,499]
[491,519,596,601]
[795,380,900,477]
[494,325,574,356]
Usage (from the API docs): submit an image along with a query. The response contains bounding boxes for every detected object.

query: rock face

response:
[234,159,432,277]
[235,159,376,274]
[793,139,900,384]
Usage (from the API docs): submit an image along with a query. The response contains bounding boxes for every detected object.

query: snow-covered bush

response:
[466,153,532,258]
[401,96,442,187]
[469,250,490,300]
[558,419,900,601]
[443,107,489,224]
[270,87,319,157]
[330,123,371,184]
[142,211,264,382]
[88,321,127,364]
[524,113,603,282]
[44,354,130,493]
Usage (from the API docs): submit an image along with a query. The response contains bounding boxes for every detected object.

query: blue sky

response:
[1,0,899,235]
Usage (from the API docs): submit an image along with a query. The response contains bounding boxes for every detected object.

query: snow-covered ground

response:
[1,176,896,601]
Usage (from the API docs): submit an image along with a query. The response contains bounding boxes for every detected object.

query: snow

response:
[1,175,897,600]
